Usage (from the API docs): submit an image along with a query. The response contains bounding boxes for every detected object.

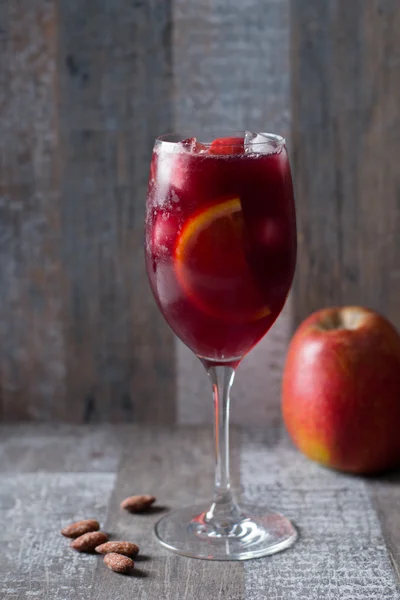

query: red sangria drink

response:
[145,132,297,560]
[146,133,296,362]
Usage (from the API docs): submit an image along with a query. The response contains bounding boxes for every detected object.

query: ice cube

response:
[244,131,281,155]
[181,137,197,152]
[154,144,186,203]
[180,137,208,154]
[156,148,178,191]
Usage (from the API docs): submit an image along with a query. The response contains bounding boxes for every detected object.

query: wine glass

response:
[145,131,297,560]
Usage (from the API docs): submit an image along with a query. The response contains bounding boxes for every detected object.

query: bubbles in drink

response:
[170,190,180,203]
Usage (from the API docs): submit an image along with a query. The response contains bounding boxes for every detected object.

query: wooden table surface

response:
[1,424,399,599]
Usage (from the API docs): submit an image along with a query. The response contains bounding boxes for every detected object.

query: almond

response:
[95,541,139,558]
[103,552,135,574]
[120,494,156,513]
[61,519,100,539]
[70,531,108,552]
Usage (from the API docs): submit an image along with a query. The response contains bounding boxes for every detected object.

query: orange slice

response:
[175,197,270,322]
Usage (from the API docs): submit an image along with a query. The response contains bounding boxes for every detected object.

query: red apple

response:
[282,306,400,474]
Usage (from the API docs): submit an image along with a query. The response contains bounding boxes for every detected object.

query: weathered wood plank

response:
[0,0,293,425]
[0,472,115,600]
[174,0,293,425]
[0,423,135,472]
[368,475,400,584]
[56,0,176,423]
[0,1,66,421]
[241,428,400,598]
[291,0,400,326]
[0,422,119,600]
[0,1,176,422]
[172,0,290,135]
[89,427,244,600]
[57,0,176,423]
[1,425,400,598]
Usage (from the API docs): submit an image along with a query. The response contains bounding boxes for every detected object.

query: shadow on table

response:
[134,553,152,563]
[144,505,169,515]
[358,467,400,485]
[132,567,148,578]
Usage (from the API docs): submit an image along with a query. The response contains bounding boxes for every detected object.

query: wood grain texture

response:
[172,0,290,135]
[0,1,176,422]
[0,425,400,598]
[241,428,400,598]
[0,1,66,421]
[89,426,243,600]
[369,474,400,584]
[0,423,132,472]
[0,472,115,600]
[0,425,116,600]
[0,0,293,424]
[291,0,400,326]
[57,0,176,423]
[174,0,293,425]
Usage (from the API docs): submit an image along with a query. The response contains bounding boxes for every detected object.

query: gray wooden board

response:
[89,426,244,600]
[369,475,400,583]
[0,473,115,600]
[0,0,66,421]
[0,0,176,423]
[291,0,400,327]
[0,424,132,473]
[0,424,118,600]
[241,428,400,599]
[172,0,290,135]
[0,425,399,598]
[56,0,176,424]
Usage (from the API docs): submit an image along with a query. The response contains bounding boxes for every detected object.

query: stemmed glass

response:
[145,131,297,560]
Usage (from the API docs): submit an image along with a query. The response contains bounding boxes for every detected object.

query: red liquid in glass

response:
[145,137,296,362]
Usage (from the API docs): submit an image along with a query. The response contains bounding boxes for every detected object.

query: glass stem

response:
[204,364,241,530]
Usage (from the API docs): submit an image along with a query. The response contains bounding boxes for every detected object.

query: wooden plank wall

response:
[292,0,400,326]
[1,0,399,422]
[172,0,292,426]
[0,1,176,422]
[0,0,291,423]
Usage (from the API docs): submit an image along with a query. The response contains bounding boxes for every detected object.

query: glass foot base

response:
[155,504,297,560]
